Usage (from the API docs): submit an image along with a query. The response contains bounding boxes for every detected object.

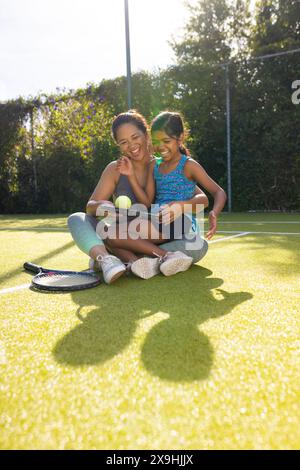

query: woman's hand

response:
[116,156,134,177]
[206,210,217,239]
[160,202,183,224]
[95,200,116,217]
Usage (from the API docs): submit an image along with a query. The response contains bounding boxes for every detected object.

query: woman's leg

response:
[68,212,108,258]
[160,217,209,264]
[67,212,127,283]
[161,237,208,264]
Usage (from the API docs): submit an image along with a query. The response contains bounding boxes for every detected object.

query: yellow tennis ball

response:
[115,195,132,209]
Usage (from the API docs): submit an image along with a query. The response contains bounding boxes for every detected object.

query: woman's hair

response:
[111,109,149,141]
[150,111,190,156]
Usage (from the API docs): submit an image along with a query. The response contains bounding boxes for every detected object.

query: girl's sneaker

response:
[159,251,193,277]
[130,257,161,280]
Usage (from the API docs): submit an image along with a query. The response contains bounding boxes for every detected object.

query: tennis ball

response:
[115,195,132,209]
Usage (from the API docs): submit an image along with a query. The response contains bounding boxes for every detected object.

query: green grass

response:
[0,213,300,449]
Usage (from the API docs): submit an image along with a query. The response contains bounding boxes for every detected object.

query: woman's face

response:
[115,123,149,161]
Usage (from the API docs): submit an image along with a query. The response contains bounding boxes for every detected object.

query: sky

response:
[0,0,194,101]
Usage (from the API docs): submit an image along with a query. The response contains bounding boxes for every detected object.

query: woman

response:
[68,110,214,284]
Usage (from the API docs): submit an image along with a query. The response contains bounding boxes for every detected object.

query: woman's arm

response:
[86,162,118,216]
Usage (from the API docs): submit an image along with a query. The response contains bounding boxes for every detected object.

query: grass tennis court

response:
[0,213,299,450]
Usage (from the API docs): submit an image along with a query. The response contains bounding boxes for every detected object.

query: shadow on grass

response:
[53,266,252,382]
[0,241,75,285]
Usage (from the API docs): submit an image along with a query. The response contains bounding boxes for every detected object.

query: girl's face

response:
[151,130,183,162]
[115,123,149,161]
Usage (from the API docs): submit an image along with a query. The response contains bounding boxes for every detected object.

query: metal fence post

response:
[124,0,132,109]
[30,107,38,198]
[225,64,232,212]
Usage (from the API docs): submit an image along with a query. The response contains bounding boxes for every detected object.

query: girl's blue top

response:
[153,154,196,206]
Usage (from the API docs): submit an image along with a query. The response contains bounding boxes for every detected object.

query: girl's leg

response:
[105,243,139,264]
[102,219,167,257]
[104,219,193,278]
[110,238,167,257]
[107,230,168,258]
[108,219,167,255]
[127,219,194,277]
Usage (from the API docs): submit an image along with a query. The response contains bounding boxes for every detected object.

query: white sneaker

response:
[159,251,193,277]
[130,256,161,280]
[96,254,126,284]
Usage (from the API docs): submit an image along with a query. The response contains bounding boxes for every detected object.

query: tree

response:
[172,0,251,65]
[0,100,30,212]
[170,0,300,210]
[241,0,300,210]
[251,0,300,54]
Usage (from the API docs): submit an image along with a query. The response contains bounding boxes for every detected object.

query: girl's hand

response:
[116,156,134,177]
[160,202,183,225]
[206,210,217,239]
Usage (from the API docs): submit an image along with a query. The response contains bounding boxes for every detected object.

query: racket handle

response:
[23,262,42,273]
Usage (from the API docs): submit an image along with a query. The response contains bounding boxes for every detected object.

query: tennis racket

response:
[23,262,101,292]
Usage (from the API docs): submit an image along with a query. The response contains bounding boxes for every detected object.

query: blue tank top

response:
[153,155,196,206]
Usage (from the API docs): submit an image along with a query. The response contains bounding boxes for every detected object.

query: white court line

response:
[218,230,300,236]
[1,220,300,232]
[0,283,31,295]
[0,227,68,231]
[208,232,250,244]
[218,221,300,224]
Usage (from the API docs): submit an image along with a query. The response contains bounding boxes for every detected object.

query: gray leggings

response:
[68,212,208,264]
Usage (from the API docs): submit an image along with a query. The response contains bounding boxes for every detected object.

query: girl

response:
[148,111,227,239]
[106,111,226,279]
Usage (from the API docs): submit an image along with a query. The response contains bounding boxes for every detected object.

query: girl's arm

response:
[160,186,208,224]
[117,156,155,208]
[185,160,227,239]
[180,186,209,212]
[86,162,118,216]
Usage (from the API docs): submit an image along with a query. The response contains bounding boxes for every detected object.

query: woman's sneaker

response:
[159,251,193,277]
[130,257,161,280]
[89,257,101,272]
[96,254,126,284]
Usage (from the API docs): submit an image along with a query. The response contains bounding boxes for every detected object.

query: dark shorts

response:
[156,215,192,242]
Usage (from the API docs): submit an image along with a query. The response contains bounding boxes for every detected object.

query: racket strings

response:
[35,272,99,287]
